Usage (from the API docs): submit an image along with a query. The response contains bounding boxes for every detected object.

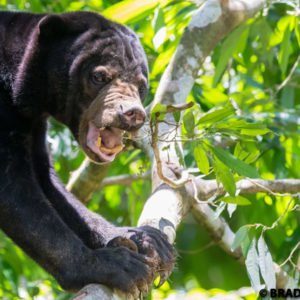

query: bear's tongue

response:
[86,122,124,162]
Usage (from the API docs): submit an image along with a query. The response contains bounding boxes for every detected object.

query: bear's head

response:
[13,12,148,163]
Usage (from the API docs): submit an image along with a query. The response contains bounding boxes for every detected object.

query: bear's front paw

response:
[58,247,155,299]
[107,226,176,287]
[96,247,155,298]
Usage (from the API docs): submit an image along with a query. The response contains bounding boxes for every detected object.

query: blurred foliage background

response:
[0,0,300,299]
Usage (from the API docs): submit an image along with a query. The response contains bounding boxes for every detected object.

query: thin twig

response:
[99,171,151,188]
[247,178,300,198]
[251,196,299,232]
[165,102,194,113]
[280,241,300,269]
[264,197,295,231]
[151,114,191,188]
[276,55,300,92]
[178,241,216,254]
[191,177,210,204]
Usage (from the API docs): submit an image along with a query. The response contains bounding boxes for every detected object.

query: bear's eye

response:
[92,71,108,85]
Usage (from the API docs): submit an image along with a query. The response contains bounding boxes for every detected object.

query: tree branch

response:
[137,0,266,238]
[100,170,151,188]
[194,178,300,200]
[66,158,111,203]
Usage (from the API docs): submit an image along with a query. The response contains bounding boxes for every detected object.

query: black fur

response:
[0,11,174,296]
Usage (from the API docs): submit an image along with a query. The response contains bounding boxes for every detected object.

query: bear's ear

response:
[13,14,87,116]
[38,14,87,41]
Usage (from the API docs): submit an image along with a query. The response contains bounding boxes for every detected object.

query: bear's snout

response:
[118,104,146,131]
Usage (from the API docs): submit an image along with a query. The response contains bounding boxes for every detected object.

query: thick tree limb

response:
[66,158,111,203]
[100,170,151,188]
[72,284,125,300]
[137,0,266,239]
[82,173,300,199]
[194,178,300,200]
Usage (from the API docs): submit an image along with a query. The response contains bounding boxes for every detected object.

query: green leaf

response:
[202,89,228,104]
[260,18,273,50]
[213,129,256,141]
[152,6,165,33]
[279,25,291,75]
[183,110,195,136]
[295,17,300,47]
[217,195,251,206]
[196,105,235,125]
[210,146,259,178]
[232,225,249,251]
[241,233,251,258]
[194,145,210,175]
[215,120,268,130]
[245,238,261,293]
[269,15,293,47]
[234,142,249,161]
[280,85,294,109]
[244,150,260,164]
[151,103,167,114]
[215,120,270,136]
[151,103,167,119]
[152,45,176,75]
[233,26,249,58]
[66,2,85,11]
[213,158,236,196]
[175,142,185,166]
[213,24,248,87]
[157,113,165,121]
[102,0,159,24]
[258,235,276,290]
[240,128,270,136]
[173,111,181,123]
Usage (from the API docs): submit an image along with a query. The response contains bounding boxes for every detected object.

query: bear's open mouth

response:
[86,121,124,162]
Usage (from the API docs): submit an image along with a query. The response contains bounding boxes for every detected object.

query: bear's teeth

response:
[100,144,124,154]
[96,137,102,148]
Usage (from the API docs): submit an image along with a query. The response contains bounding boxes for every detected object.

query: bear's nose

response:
[119,105,146,130]
[123,107,145,124]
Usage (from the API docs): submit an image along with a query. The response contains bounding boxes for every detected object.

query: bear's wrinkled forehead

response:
[75,26,148,83]
[101,33,147,80]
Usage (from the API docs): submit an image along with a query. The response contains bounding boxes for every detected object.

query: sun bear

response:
[0,11,174,297]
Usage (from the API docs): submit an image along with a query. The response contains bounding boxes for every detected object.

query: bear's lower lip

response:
[86,122,124,162]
